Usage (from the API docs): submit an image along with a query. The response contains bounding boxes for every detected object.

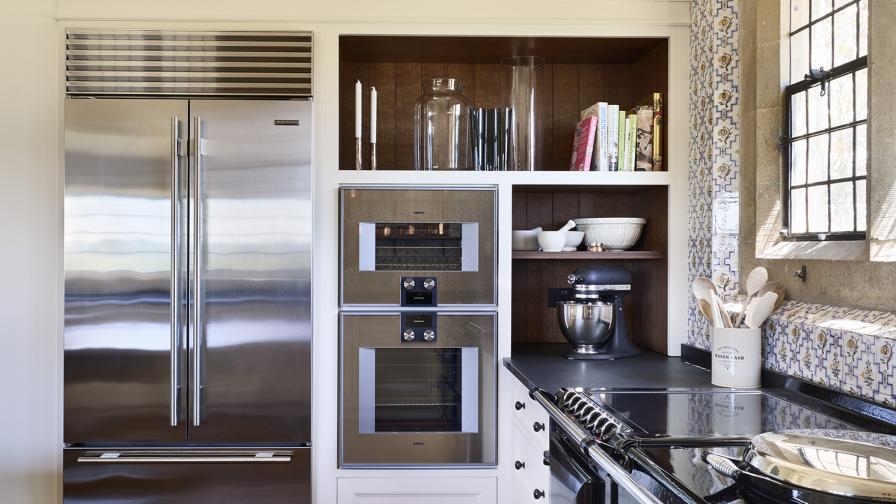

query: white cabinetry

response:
[509,374,551,503]
[337,477,496,504]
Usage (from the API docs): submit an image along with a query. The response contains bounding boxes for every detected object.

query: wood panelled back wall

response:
[511,186,668,353]
[340,37,668,170]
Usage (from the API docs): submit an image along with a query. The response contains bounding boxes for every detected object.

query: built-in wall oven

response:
[339,312,496,466]
[339,187,497,307]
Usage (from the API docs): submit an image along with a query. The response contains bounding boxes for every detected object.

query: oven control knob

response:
[423,329,436,342]
[402,329,416,341]
[533,422,545,432]
[423,278,436,290]
[514,460,525,470]
[402,278,416,290]
[567,274,578,285]
[533,489,545,499]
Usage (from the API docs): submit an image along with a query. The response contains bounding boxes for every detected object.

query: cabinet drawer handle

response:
[533,421,545,432]
[533,489,545,499]
[514,460,525,470]
[514,401,526,411]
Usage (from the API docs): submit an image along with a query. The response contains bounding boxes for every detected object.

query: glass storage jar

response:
[414,78,472,170]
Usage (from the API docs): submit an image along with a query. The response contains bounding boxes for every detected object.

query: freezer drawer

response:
[63,448,310,503]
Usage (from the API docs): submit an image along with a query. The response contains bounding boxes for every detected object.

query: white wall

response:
[0,1,61,503]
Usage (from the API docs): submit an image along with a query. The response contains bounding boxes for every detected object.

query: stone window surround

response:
[750,0,895,264]
[738,0,895,313]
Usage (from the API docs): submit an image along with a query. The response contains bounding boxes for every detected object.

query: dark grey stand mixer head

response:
[555,265,640,360]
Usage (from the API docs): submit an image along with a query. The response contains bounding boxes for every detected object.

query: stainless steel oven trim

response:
[338,311,497,467]
[338,185,498,308]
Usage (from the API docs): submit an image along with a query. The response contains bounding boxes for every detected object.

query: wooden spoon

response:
[734,267,768,327]
[698,298,715,324]
[746,292,778,329]
[760,282,786,311]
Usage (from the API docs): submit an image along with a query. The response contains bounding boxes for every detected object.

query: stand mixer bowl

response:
[556,301,615,354]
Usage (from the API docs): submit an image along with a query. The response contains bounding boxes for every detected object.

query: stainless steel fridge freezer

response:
[63,98,312,503]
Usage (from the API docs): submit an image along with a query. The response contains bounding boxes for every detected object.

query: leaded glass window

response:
[784,0,868,240]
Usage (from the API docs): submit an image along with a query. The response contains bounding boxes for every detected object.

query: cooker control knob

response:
[423,329,436,342]
[514,401,526,411]
[533,422,545,432]
[567,274,578,285]
[402,278,416,290]
[423,278,436,290]
[402,329,416,342]
[514,460,525,470]
[533,489,545,499]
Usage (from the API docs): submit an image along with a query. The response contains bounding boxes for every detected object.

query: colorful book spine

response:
[652,92,664,171]
[593,102,609,171]
[607,104,620,171]
[625,114,637,171]
[570,116,598,171]
[635,106,654,171]
[617,111,626,171]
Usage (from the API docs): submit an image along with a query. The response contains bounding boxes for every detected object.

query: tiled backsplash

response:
[686,0,895,408]
[688,0,741,352]
[763,301,896,408]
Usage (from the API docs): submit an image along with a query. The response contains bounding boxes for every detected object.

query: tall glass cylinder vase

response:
[414,78,472,170]
[501,56,545,171]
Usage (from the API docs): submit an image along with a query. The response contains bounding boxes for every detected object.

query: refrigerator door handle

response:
[191,115,204,428]
[76,451,292,464]
[170,116,182,428]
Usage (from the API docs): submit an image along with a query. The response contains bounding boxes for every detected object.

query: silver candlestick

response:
[370,142,377,171]
[354,138,362,170]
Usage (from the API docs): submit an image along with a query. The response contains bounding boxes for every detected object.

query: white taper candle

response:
[370,86,377,144]
[355,80,362,138]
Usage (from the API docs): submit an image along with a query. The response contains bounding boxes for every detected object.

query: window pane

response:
[829,74,853,127]
[808,185,830,232]
[834,4,858,66]
[830,182,855,232]
[856,179,866,231]
[791,29,810,84]
[808,85,829,132]
[792,139,808,185]
[834,0,851,7]
[812,0,833,20]
[792,0,811,30]
[855,68,867,120]
[859,0,868,56]
[808,134,829,183]
[791,91,808,137]
[830,129,853,179]
[791,188,808,233]
[811,18,833,71]
[855,124,867,176]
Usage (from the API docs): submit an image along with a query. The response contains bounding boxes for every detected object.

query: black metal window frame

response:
[782,0,867,242]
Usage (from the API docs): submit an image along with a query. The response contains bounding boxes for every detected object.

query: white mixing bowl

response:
[537,231,567,252]
[573,218,647,250]
[512,227,542,251]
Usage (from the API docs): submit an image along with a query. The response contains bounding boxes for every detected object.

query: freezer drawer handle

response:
[76,452,292,464]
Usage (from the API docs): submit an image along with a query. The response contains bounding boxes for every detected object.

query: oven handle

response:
[76,451,291,464]
[530,388,664,504]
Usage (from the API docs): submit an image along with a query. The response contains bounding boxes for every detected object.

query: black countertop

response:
[504,344,716,393]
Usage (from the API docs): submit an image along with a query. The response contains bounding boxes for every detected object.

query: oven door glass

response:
[359,347,479,433]
[359,222,478,272]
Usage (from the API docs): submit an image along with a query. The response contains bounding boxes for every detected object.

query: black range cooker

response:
[533,387,896,504]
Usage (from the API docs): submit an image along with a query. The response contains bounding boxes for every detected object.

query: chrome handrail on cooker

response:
[529,388,664,504]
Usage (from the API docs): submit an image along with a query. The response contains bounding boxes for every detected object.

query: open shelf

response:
[511,184,668,353]
[513,251,663,260]
[339,35,668,171]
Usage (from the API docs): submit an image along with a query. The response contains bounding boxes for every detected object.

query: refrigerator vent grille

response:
[65,30,312,97]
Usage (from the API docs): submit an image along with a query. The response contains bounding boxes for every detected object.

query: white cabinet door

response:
[338,477,497,504]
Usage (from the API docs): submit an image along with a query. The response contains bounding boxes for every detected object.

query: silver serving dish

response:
[705,429,896,502]
[556,300,615,355]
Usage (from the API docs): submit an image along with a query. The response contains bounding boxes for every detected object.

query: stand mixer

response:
[552,265,641,360]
